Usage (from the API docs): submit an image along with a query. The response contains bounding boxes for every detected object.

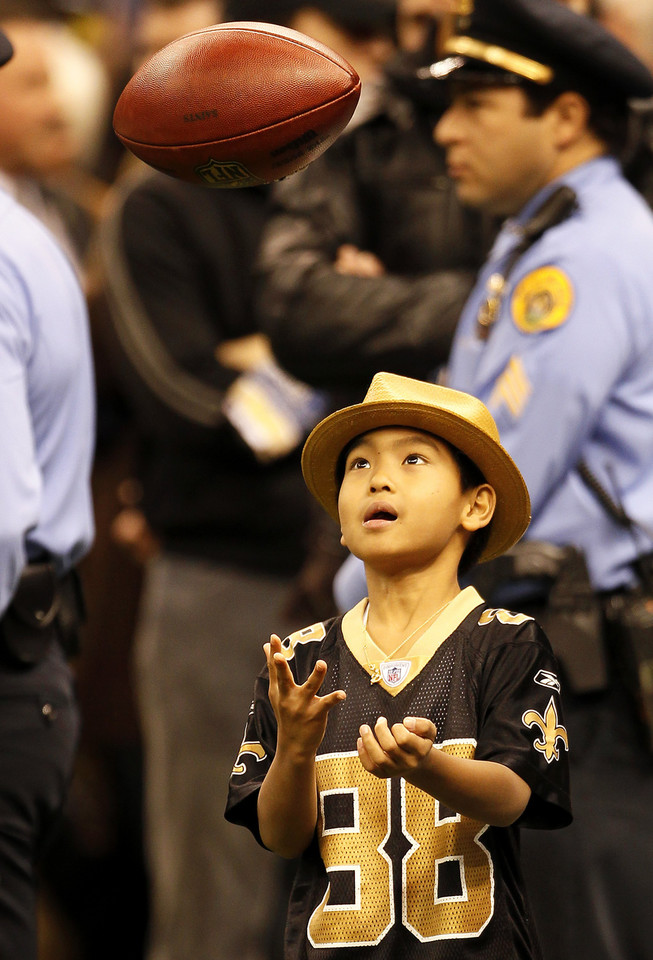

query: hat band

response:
[444,35,553,84]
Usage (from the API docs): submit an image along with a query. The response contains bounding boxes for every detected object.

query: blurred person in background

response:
[595,0,653,69]
[0,17,95,960]
[597,0,653,206]
[555,0,653,205]
[0,8,99,269]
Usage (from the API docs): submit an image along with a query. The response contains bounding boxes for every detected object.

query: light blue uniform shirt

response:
[334,157,653,606]
[447,156,653,591]
[0,188,95,616]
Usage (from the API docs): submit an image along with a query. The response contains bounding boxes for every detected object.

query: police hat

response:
[0,28,12,68]
[424,0,653,100]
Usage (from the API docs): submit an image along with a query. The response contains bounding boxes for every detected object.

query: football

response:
[112,21,361,188]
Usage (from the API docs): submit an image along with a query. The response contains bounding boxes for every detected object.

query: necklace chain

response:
[362,597,454,684]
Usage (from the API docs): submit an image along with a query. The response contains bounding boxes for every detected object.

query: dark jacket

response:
[100,170,311,575]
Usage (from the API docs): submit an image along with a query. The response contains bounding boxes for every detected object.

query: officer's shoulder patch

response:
[511,266,574,334]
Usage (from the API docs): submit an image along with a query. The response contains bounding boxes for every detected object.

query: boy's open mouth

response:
[364,503,397,524]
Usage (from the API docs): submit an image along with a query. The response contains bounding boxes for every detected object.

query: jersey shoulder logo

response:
[511,266,574,334]
[478,608,533,626]
[278,621,327,661]
[522,697,569,763]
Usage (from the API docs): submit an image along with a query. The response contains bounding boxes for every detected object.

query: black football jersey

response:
[226,588,571,960]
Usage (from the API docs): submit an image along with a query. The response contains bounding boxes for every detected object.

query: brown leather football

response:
[112,21,361,188]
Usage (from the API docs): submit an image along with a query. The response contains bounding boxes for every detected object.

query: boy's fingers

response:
[265,634,282,669]
[304,659,328,694]
[321,690,347,711]
[372,716,398,753]
[359,722,390,766]
[403,716,437,742]
[357,737,375,773]
[268,652,297,697]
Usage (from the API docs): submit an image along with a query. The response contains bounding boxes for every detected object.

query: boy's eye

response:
[349,456,370,470]
[404,453,426,465]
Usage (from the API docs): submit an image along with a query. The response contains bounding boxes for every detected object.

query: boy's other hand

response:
[265,634,346,758]
[357,715,437,778]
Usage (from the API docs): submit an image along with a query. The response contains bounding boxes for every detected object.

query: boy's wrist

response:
[275,734,319,766]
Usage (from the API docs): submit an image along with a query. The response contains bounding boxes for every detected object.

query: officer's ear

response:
[549,90,592,149]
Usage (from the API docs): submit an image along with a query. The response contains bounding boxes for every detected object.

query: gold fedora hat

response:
[301,372,531,563]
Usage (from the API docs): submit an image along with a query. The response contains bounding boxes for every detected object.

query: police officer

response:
[429,1,653,958]
[0,25,94,960]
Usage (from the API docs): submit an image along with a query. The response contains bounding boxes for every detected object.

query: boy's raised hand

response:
[357,715,437,779]
[265,634,346,757]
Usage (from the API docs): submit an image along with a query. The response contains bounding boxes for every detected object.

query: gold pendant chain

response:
[362,597,454,684]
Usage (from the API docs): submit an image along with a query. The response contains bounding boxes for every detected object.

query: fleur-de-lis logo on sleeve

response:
[522,698,569,763]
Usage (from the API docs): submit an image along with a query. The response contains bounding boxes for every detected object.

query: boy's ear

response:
[461,483,496,533]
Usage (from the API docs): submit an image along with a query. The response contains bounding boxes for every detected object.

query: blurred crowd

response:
[0,0,651,958]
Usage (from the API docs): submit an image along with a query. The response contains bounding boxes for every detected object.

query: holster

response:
[0,562,85,667]
[469,540,609,694]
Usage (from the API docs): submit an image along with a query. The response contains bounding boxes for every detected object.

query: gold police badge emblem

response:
[511,266,574,334]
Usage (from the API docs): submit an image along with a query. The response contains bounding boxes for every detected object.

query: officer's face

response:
[434,84,560,217]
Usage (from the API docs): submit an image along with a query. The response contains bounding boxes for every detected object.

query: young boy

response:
[225,372,571,960]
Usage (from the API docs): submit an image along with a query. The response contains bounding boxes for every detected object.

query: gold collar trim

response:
[342,586,484,695]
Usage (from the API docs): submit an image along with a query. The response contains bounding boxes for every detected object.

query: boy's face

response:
[337,426,494,574]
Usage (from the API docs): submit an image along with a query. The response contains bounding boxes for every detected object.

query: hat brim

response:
[301,399,531,563]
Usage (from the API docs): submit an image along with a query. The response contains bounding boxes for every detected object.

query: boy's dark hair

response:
[336,432,492,575]
[521,78,630,159]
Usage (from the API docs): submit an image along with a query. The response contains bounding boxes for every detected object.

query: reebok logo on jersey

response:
[533,669,561,693]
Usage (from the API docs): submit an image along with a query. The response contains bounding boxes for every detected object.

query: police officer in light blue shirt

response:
[427,2,653,960]
[0,26,94,960]
[447,154,653,592]
[0,190,95,611]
